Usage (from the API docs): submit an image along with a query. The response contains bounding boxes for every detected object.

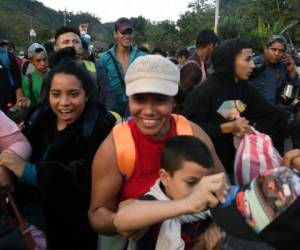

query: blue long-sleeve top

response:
[20,161,38,186]
[249,55,300,103]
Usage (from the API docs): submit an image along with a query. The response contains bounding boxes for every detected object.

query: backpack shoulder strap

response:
[27,73,34,100]
[113,115,193,179]
[172,114,193,135]
[83,60,96,73]
[112,121,136,178]
[181,59,207,83]
[108,51,125,90]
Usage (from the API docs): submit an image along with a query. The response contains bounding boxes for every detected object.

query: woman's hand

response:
[231,118,251,138]
[221,118,251,138]
[282,149,300,171]
[0,149,26,177]
[16,96,31,109]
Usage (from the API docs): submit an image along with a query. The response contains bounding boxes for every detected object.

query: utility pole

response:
[64,8,67,26]
[30,0,36,42]
[214,0,220,34]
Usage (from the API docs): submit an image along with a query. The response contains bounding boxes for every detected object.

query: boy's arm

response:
[113,173,228,233]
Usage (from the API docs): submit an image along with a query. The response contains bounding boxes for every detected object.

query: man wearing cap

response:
[22,43,48,106]
[250,35,300,104]
[54,26,117,111]
[0,40,30,112]
[99,17,144,116]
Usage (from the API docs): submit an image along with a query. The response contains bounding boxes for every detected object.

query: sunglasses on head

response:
[121,29,133,35]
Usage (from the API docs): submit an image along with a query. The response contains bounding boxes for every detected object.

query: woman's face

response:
[49,73,87,130]
[234,48,255,81]
[129,93,174,139]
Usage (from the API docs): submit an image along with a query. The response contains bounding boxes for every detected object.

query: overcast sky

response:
[38,0,194,23]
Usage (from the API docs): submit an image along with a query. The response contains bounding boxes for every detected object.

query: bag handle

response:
[2,191,36,250]
[108,51,126,91]
[27,73,34,102]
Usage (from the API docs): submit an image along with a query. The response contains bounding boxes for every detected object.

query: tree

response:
[176,0,214,47]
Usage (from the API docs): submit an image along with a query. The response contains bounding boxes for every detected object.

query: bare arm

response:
[190,121,226,174]
[88,133,123,235]
[113,173,228,233]
[282,149,300,171]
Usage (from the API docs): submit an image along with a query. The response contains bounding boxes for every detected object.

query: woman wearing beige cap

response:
[89,55,227,249]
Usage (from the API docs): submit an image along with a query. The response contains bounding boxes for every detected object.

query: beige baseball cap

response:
[125,55,180,96]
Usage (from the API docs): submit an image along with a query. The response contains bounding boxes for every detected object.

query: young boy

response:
[22,43,48,106]
[113,135,226,250]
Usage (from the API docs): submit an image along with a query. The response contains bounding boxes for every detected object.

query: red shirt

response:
[120,116,177,200]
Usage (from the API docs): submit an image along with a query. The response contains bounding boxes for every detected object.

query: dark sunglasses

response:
[121,29,133,35]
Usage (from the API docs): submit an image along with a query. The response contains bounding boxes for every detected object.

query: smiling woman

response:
[0,59,116,250]
[88,55,225,250]
[49,73,88,130]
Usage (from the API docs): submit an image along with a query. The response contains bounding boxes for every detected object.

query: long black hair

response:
[41,58,98,107]
[212,38,253,83]
[27,58,108,137]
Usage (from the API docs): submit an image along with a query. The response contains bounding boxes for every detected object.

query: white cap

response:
[27,43,47,58]
[125,55,179,96]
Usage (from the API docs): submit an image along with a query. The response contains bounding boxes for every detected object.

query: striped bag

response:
[234,127,282,186]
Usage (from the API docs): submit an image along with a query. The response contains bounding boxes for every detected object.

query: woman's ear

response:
[159,169,171,188]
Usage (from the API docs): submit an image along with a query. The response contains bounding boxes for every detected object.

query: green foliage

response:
[176,1,214,47]
[1,0,300,53]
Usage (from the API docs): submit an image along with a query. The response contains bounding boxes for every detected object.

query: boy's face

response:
[160,161,211,200]
[55,32,82,56]
[30,52,48,74]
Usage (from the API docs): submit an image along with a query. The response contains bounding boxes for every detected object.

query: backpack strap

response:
[113,114,193,178]
[172,114,193,135]
[22,61,30,76]
[112,121,136,178]
[107,51,126,91]
[82,60,96,73]
[181,59,207,84]
[27,73,34,101]
[82,60,98,90]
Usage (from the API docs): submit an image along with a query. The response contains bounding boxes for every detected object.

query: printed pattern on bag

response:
[236,167,300,233]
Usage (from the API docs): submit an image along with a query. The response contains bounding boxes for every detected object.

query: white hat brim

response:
[126,78,178,96]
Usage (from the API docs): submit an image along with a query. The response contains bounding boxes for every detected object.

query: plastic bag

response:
[234,127,282,186]
[1,191,47,250]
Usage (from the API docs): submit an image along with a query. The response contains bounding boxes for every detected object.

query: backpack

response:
[0,48,15,87]
[82,60,103,94]
[82,60,97,82]
[112,114,193,178]
[180,59,207,86]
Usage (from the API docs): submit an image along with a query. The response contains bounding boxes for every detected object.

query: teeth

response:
[59,109,72,112]
[142,119,157,126]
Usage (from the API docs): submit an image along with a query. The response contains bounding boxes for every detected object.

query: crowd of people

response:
[1,16,300,250]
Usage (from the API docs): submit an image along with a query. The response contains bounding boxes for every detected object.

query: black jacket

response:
[183,39,289,174]
[20,104,115,250]
[0,50,21,111]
